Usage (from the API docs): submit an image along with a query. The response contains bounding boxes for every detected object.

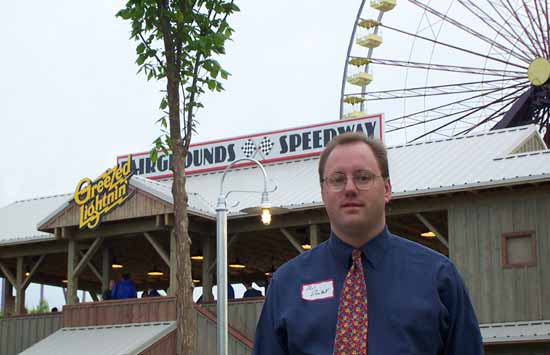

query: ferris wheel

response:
[340,0,550,145]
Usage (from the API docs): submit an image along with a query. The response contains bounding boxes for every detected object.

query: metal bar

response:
[386,81,529,125]
[380,23,528,69]
[458,0,536,60]
[409,85,528,142]
[521,0,547,57]
[500,0,541,56]
[408,0,531,63]
[340,0,369,118]
[415,213,449,249]
[144,232,170,266]
[363,57,526,76]
[456,96,517,135]
[532,0,549,56]
[216,196,229,355]
[280,228,305,254]
[22,255,46,290]
[73,237,104,278]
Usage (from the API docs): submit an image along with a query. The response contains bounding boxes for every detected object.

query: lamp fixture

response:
[228,259,246,269]
[265,265,276,277]
[25,267,31,277]
[62,279,68,284]
[421,231,436,238]
[192,279,201,284]
[191,253,204,261]
[147,266,164,276]
[111,257,124,269]
[301,237,311,250]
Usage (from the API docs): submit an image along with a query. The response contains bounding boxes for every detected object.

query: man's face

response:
[321,142,391,241]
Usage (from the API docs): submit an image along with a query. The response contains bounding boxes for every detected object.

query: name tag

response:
[301,280,334,301]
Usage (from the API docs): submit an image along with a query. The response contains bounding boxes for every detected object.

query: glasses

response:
[322,170,383,192]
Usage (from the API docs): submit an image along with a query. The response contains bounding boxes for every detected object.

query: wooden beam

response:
[67,240,78,305]
[228,211,328,234]
[415,213,449,249]
[89,291,99,302]
[101,248,110,292]
[77,218,166,240]
[78,250,103,283]
[73,237,104,278]
[144,232,170,266]
[15,257,24,314]
[0,261,16,287]
[208,234,240,274]
[0,242,92,259]
[280,228,304,254]
[22,255,46,290]
[201,235,214,302]
[168,229,177,296]
[309,224,320,247]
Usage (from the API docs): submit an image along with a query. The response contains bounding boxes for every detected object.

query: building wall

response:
[449,190,550,323]
[0,313,62,355]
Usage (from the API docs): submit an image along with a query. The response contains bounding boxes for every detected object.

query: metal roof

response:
[0,194,71,246]
[18,321,175,355]
[2,124,549,246]
[481,320,550,344]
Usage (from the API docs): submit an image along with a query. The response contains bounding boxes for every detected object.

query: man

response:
[111,273,137,300]
[243,281,263,298]
[252,133,483,355]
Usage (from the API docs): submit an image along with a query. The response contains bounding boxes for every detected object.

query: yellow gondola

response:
[356,34,383,48]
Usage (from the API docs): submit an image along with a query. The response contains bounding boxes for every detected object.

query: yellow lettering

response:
[74,178,92,205]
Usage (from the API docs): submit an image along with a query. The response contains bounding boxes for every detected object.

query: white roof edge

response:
[128,321,176,355]
[35,197,73,231]
[392,174,550,199]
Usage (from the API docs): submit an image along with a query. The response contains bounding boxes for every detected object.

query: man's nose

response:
[343,176,358,194]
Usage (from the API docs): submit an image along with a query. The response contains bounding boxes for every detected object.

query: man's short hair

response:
[318,133,389,182]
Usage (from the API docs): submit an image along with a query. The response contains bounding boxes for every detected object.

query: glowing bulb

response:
[261,208,272,225]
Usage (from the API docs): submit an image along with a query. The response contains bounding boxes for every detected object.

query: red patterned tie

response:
[333,249,368,355]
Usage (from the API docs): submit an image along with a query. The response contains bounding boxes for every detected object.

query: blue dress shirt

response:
[253,227,484,355]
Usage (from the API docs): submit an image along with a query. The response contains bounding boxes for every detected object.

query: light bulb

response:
[261,208,272,225]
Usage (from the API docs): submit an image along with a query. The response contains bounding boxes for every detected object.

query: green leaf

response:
[137,43,145,54]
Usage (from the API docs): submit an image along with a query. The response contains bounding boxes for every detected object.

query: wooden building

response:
[1,119,550,354]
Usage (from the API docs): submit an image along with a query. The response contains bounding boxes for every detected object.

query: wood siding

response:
[63,297,176,327]
[196,306,252,355]
[202,298,264,339]
[0,312,62,355]
[485,343,550,355]
[511,134,546,154]
[137,330,176,355]
[43,189,172,229]
[449,191,550,323]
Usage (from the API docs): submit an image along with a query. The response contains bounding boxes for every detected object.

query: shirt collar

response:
[328,226,391,270]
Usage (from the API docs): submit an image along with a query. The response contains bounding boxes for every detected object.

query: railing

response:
[0,312,63,355]
[0,297,259,355]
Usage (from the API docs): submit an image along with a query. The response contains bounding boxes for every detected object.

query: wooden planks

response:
[0,313,62,355]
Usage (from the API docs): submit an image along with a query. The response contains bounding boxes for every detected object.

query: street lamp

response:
[215,158,276,355]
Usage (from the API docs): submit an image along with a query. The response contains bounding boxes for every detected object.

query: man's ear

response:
[384,178,392,204]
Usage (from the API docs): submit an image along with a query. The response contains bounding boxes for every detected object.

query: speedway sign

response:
[117,114,383,179]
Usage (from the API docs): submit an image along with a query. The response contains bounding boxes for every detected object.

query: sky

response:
[0,0,525,309]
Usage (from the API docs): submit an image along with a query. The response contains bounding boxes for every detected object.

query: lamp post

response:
[215,158,274,355]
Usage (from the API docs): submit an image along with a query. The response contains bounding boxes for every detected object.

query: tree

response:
[117,1,239,353]
[29,300,50,314]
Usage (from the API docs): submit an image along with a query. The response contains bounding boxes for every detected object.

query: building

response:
[1,117,550,354]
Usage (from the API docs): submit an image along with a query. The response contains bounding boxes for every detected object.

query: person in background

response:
[242,281,262,298]
[111,273,137,300]
[102,280,115,301]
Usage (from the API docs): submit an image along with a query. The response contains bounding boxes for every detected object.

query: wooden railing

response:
[0,312,63,355]
[202,297,265,340]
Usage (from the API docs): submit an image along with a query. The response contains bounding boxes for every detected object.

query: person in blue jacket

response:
[252,133,484,355]
[111,272,137,299]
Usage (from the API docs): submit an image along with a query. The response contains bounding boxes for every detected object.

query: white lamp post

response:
[215,158,275,355]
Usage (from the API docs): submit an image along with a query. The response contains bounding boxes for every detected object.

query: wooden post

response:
[309,224,320,248]
[15,257,25,314]
[67,240,79,304]
[1,278,11,315]
[168,229,178,296]
[102,247,110,293]
[202,235,214,302]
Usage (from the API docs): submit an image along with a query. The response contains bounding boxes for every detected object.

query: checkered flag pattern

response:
[259,137,275,156]
[241,139,257,158]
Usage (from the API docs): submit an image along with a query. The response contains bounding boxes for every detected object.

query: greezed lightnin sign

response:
[73,157,134,229]
[117,114,383,179]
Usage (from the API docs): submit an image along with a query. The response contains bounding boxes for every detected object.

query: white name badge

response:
[301,280,334,301]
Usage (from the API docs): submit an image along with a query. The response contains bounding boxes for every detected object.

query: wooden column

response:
[202,235,214,302]
[67,240,79,305]
[1,277,13,315]
[15,257,25,314]
[168,229,177,296]
[101,247,110,293]
[310,224,320,248]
